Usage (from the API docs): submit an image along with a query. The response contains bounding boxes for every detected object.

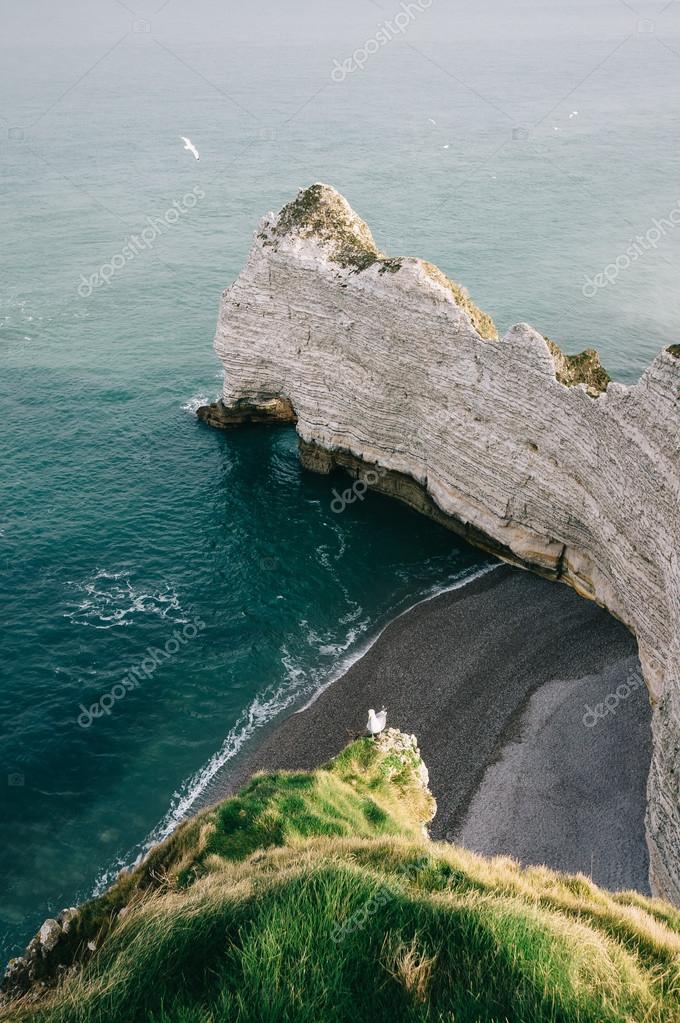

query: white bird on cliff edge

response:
[179,136,200,161]
[367,707,387,738]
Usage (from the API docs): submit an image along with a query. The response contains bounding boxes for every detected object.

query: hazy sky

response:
[2,0,676,48]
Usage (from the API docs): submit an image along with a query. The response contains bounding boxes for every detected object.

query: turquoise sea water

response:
[2,3,680,959]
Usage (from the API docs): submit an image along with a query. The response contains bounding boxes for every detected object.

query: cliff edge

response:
[3,732,680,1023]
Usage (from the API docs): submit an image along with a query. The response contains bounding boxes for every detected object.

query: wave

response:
[91,666,325,895]
[91,560,499,895]
[295,561,499,713]
[181,392,218,415]
[64,569,188,629]
[0,289,39,325]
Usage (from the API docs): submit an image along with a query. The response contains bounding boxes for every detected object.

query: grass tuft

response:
[544,337,611,395]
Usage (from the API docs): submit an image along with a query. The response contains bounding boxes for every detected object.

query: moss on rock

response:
[378,258,403,274]
[544,337,611,397]
[272,183,381,272]
[420,261,498,340]
[266,186,500,355]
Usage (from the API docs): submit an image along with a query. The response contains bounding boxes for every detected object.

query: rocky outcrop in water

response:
[198,183,680,905]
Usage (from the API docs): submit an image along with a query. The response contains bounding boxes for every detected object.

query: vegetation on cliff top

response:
[421,261,498,341]
[3,732,680,1023]
[545,337,612,396]
[271,183,382,272]
[269,185,499,343]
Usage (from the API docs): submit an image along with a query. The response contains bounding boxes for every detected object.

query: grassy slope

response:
[3,734,680,1023]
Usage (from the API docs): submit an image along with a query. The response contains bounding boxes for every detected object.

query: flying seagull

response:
[179,136,200,161]
[366,707,387,738]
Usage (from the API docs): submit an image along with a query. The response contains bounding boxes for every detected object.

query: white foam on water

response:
[91,663,327,895]
[318,623,369,657]
[64,569,188,629]
[181,392,217,415]
[295,561,500,712]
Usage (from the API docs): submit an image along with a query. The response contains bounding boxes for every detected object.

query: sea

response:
[2,1,680,960]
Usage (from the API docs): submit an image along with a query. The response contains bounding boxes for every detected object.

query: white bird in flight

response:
[366,707,387,738]
[179,136,200,161]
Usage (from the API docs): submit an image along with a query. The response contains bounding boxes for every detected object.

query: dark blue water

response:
[3,5,680,959]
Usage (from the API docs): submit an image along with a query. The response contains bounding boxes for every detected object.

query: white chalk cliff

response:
[198,184,680,904]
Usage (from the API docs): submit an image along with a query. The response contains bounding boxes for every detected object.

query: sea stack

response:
[198,183,680,905]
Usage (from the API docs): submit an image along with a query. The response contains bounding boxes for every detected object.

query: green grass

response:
[3,735,680,1023]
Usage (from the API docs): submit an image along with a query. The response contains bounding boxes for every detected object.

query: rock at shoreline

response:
[197,395,296,429]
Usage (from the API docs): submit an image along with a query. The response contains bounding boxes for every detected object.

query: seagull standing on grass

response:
[179,136,200,161]
[366,707,387,739]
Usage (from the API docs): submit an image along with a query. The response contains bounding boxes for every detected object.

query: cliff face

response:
[199,184,680,905]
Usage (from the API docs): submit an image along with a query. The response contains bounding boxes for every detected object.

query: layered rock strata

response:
[198,184,680,904]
